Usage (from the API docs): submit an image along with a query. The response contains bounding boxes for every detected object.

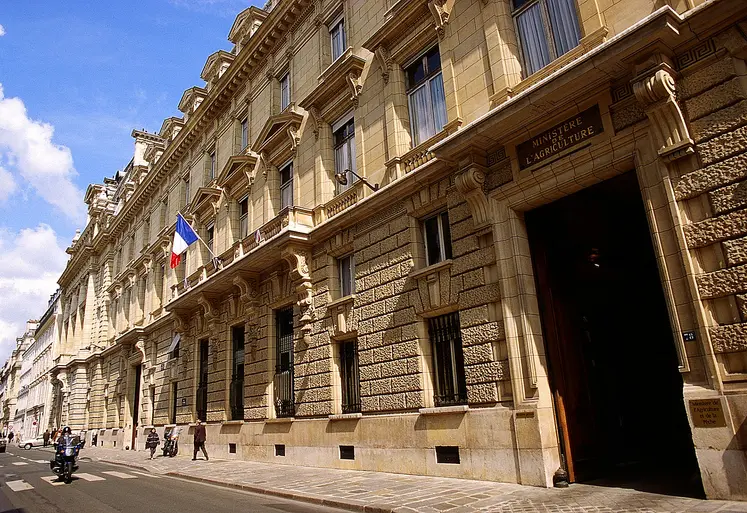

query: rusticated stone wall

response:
[676,28,747,378]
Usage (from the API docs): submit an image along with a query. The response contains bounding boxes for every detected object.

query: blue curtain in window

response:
[516,3,551,75]
[547,0,581,56]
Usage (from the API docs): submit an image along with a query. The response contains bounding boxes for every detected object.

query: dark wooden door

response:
[131,364,142,449]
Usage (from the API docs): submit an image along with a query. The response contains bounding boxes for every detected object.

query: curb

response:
[165,472,397,513]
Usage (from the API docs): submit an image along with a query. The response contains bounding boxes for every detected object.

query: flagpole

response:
[176,213,220,264]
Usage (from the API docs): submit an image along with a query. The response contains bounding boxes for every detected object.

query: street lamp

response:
[334,169,379,192]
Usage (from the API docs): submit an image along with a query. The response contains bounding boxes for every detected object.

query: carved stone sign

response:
[517,105,604,170]
[689,398,726,428]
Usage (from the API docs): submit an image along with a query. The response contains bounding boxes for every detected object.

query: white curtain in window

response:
[547,0,581,57]
[516,3,551,75]
[281,182,293,209]
[331,22,345,61]
[429,73,448,134]
[409,84,433,146]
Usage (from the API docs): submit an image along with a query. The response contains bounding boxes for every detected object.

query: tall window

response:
[209,151,216,181]
[423,211,452,266]
[239,196,249,239]
[160,198,168,230]
[230,326,245,421]
[157,263,166,306]
[274,307,294,417]
[333,116,356,194]
[340,340,360,413]
[241,118,249,150]
[206,224,215,256]
[338,255,355,297]
[513,0,581,76]
[406,46,448,147]
[280,73,290,111]
[428,312,467,406]
[196,339,209,421]
[330,18,346,61]
[143,219,150,249]
[184,177,191,207]
[170,382,178,424]
[280,162,293,210]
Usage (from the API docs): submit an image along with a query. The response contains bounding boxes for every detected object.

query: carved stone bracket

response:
[632,63,694,163]
[374,46,393,84]
[197,293,220,340]
[346,72,363,107]
[428,0,454,38]
[287,125,300,153]
[308,106,325,141]
[173,312,189,334]
[233,274,260,328]
[280,246,314,334]
[455,166,491,228]
[260,152,277,179]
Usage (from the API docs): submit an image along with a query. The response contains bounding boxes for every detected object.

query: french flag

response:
[171,213,199,269]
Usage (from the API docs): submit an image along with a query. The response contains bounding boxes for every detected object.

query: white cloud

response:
[0,166,16,202]
[0,224,68,364]
[0,83,85,223]
[0,24,5,37]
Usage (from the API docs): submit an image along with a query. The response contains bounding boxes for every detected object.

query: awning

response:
[167,333,181,354]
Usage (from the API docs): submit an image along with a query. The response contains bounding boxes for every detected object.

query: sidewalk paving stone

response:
[80,447,747,513]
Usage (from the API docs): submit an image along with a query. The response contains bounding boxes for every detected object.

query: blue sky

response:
[0,0,260,361]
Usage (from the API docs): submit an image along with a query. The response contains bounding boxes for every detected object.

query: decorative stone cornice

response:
[632,59,694,162]
[298,49,366,120]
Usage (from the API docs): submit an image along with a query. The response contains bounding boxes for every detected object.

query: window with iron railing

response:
[428,312,467,406]
[274,307,294,417]
[340,340,360,414]
[230,325,245,421]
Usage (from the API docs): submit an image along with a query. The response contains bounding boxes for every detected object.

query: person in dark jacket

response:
[7,431,13,444]
[43,429,50,447]
[192,420,208,461]
[146,429,160,460]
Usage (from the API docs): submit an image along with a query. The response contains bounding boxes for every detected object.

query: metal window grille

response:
[196,340,209,421]
[340,340,361,413]
[274,307,295,417]
[230,326,245,421]
[428,312,467,406]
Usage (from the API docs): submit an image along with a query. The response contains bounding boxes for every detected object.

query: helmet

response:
[62,426,71,434]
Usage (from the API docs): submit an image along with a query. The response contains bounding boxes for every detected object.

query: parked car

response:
[18,435,46,450]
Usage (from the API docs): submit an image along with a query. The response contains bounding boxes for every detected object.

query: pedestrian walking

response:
[7,431,14,444]
[43,429,50,447]
[146,428,160,460]
[192,419,208,461]
[92,432,98,447]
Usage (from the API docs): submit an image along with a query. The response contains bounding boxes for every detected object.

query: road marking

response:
[5,480,33,492]
[12,462,28,466]
[33,460,48,464]
[40,476,65,486]
[77,473,105,482]
[18,457,28,460]
[131,471,160,479]
[101,471,137,479]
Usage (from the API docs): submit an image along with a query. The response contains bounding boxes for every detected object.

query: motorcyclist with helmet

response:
[50,426,81,483]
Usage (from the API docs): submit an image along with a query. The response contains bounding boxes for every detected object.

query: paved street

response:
[74,446,747,513]
[0,447,344,513]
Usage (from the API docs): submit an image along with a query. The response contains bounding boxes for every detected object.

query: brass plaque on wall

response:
[517,105,604,170]
[689,398,727,428]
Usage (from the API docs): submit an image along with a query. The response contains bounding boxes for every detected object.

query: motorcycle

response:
[50,436,81,483]
[162,427,181,457]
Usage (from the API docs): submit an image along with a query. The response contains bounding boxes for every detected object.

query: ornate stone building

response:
[49,0,747,501]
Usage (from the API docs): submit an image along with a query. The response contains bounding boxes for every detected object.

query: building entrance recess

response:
[526,171,702,496]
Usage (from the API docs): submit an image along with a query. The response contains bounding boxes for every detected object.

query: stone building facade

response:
[47,0,747,501]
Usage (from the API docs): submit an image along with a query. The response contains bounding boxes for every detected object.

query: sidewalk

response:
[83,446,747,513]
